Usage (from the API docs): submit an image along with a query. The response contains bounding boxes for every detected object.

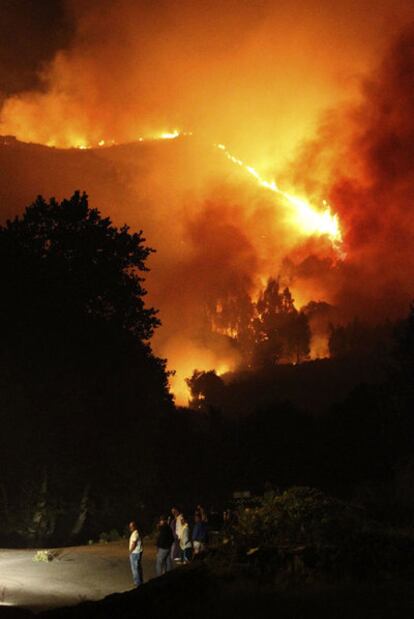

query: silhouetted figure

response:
[195,504,208,522]
[192,513,208,555]
[156,515,174,576]
[179,515,192,563]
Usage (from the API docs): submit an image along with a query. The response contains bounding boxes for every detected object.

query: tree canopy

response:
[0,191,159,341]
[0,192,173,543]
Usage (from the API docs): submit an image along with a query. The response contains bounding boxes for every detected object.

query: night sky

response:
[0,0,72,99]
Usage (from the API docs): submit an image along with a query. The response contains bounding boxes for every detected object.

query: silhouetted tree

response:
[395,302,414,378]
[329,319,395,361]
[0,191,159,339]
[186,369,225,411]
[209,293,255,366]
[0,192,172,543]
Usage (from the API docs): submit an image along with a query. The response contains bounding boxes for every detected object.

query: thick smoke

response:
[0,0,71,101]
[0,0,406,163]
[286,24,414,322]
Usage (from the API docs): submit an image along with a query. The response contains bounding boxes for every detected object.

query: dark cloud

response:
[285,24,414,322]
[0,0,72,98]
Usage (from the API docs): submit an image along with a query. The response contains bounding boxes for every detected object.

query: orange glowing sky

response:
[2,0,412,165]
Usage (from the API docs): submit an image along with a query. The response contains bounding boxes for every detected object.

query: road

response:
[0,540,156,612]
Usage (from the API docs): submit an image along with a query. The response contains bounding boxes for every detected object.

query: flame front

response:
[216,143,342,250]
[36,131,185,150]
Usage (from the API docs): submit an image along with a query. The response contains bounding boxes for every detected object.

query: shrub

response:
[99,528,121,543]
[33,550,54,562]
[211,487,414,581]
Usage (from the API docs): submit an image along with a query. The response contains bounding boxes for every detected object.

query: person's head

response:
[181,515,188,525]
[171,506,179,518]
[159,515,167,525]
[128,521,137,532]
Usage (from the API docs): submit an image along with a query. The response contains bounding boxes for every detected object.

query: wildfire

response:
[216,143,343,250]
[158,129,181,140]
[68,131,184,150]
[21,131,185,150]
[0,123,342,254]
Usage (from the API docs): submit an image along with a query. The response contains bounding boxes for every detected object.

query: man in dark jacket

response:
[156,515,174,576]
[192,513,208,554]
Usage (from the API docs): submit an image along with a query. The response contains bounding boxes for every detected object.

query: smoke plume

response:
[286,24,414,323]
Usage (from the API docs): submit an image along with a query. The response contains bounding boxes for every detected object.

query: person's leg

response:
[137,552,144,585]
[166,549,173,571]
[129,554,138,586]
[157,548,169,575]
[171,540,178,561]
[161,548,171,573]
[183,547,192,563]
[156,548,163,577]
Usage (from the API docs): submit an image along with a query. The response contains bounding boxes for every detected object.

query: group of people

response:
[128,505,209,587]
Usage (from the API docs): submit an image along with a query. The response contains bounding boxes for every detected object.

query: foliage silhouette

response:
[0,192,172,544]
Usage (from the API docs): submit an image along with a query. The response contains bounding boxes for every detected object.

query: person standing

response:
[179,515,192,563]
[170,506,183,562]
[128,521,144,587]
[195,504,208,523]
[156,515,174,576]
[192,513,208,555]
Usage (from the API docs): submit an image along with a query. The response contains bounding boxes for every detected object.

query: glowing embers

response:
[216,143,343,250]
[157,129,181,140]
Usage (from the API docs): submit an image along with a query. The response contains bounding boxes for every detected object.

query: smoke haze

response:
[287,24,414,323]
[2,0,411,163]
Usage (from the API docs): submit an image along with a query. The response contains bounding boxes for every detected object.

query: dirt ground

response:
[0,540,156,612]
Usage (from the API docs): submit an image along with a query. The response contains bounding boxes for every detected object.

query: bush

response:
[99,528,121,543]
[211,487,414,581]
[33,550,54,562]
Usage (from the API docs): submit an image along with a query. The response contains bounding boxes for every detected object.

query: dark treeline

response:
[1,192,413,547]
[186,312,414,521]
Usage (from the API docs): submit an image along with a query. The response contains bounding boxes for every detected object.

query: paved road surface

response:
[0,540,156,611]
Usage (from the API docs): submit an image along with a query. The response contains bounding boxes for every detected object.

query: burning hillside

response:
[0,132,342,402]
[1,2,414,403]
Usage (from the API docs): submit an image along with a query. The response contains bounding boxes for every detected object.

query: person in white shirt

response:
[128,521,144,587]
[179,516,193,563]
[170,507,184,562]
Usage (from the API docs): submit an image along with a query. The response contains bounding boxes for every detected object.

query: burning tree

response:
[252,279,310,366]
[209,279,311,370]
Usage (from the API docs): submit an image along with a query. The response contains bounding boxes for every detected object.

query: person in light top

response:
[179,515,193,563]
[170,506,184,562]
[128,521,144,587]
